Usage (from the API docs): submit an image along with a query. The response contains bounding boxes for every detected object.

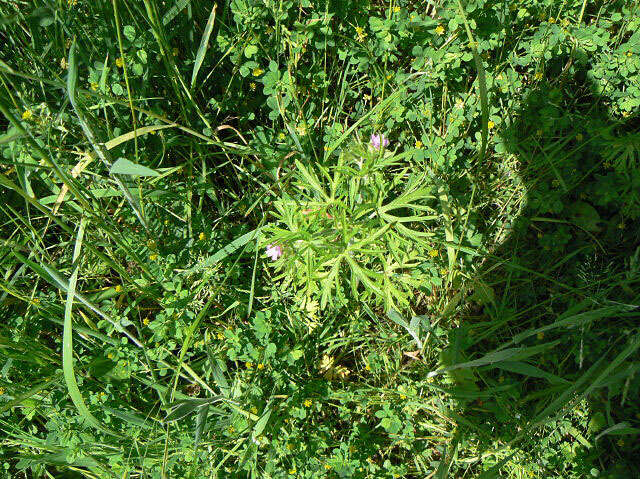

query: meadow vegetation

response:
[0,0,639,478]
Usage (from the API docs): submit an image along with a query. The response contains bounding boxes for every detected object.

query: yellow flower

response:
[399,394,407,400]
[246,362,254,369]
[278,132,286,141]
[415,140,423,149]
[143,318,150,326]
[393,6,400,13]
[116,57,124,68]
[488,120,495,129]
[227,425,235,434]
[626,51,633,57]
[0,387,5,395]
[199,232,206,241]
[365,363,371,371]
[303,399,312,407]
[252,67,264,77]
[149,253,158,261]
[257,363,265,370]
[537,332,544,340]
[249,82,257,91]
[90,82,99,91]
[548,17,556,24]
[266,26,274,35]
[324,464,332,470]
[60,58,68,70]
[107,353,114,359]
[355,26,364,36]
[534,71,543,80]
[22,110,33,120]
[428,249,439,258]
[576,133,583,142]
[115,285,123,293]
[217,332,224,340]
[435,25,445,35]
[32,298,40,304]
[440,268,448,276]
[289,468,296,474]
[363,93,372,101]
[250,406,258,414]
[287,443,295,451]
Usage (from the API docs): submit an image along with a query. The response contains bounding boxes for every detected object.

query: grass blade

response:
[62,217,120,436]
[191,4,217,89]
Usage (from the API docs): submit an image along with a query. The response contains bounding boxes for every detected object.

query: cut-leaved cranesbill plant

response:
[262,134,441,312]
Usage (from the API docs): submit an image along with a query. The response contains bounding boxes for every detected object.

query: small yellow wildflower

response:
[107,353,114,359]
[143,318,150,326]
[324,464,332,470]
[534,71,543,80]
[250,406,258,414]
[22,110,33,120]
[548,17,556,24]
[90,81,99,91]
[115,285,123,293]
[289,468,297,474]
[576,133,583,142]
[287,443,295,451]
[415,140,423,149]
[249,82,257,91]
[149,253,158,261]
[365,363,371,371]
[252,67,264,77]
[278,132,286,141]
[199,232,206,241]
[386,73,393,80]
[228,426,235,434]
[428,249,439,258]
[217,332,224,340]
[440,268,448,276]
[266,26,275,35]
[257,363,265,370]
[60,57,68,70]
[363,93,372,102]
[537,332,544,340]
[0,387,5,395]
[626,51,633,57]
[116,57,124,68]
[355,26,364,36]
[32,298,40,305]
[488,120,495,129]
[303,399,312,407]
[393,6,400,13]
[435,25,445,35]
[246,362,254,369]
[399,394,407,400]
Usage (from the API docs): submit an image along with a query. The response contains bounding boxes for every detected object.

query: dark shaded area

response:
[448,52,640,477]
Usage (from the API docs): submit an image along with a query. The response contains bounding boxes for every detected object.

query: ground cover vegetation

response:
[1,0,639,477]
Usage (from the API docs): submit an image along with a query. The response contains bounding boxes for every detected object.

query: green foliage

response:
[1,0,640,478]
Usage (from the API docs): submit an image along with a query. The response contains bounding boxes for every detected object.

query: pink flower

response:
[265,244,282,261]
[370,133,389,150]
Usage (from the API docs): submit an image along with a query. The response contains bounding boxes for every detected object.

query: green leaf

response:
[244,44,258,58]
[110,158,160,177]
[191,4,217,89]
[123,25,136,41]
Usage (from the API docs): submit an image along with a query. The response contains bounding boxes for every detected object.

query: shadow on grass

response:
[443,52,640,477]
